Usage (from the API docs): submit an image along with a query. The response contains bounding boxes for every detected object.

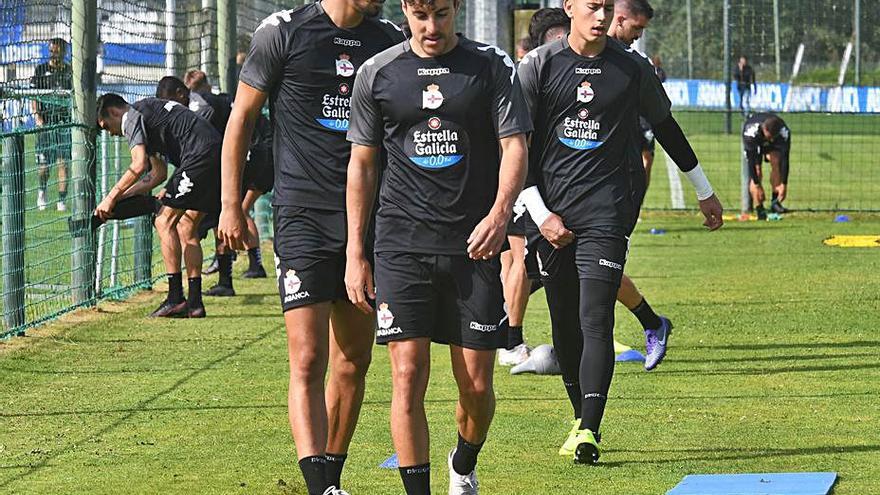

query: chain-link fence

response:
[0,0,298,338]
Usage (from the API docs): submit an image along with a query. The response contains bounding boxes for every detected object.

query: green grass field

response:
[2,212,879,494]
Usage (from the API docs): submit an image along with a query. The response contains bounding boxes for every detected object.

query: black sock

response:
[579,393,607,434]
[563,381,581,420]
[772,191,779,202]
[58,189,67,202]
[506,325,523,350]
[167,273,184,303]
[398,463,430,495]
[298,456,329,495]
[325,453,347,490]
[452,433,484,476]
[247,247,262,270]
[577,278,618,435]
[39,176,47,192]
[187,277,202,307]
[218,253,234,288]
[631,298,662,331]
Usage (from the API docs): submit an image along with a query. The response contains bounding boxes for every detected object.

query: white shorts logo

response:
[469,321,498,333]
[174,171,193,198]
[377,303,395,330]
[274,255,281,279]
[598,258,622,271]
[284,269,302,295]
[513,197,526,222]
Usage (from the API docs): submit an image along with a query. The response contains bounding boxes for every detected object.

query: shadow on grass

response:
[600,444,880,467]
[690,340,880,351]
[0,323,284,490]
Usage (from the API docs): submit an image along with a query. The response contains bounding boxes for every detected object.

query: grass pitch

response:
[2,212,879,494]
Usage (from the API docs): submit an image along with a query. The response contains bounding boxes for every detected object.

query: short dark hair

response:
[517,37,532,52]
[49,37,67,51]
[402,0,460,6]
[96,93,128,120]
[528,8,569,49]
[618,0,654,20]
[763,115,784,138]
[156,76,188,99]
[237,33,252,54]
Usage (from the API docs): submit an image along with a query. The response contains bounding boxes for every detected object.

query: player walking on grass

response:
[32,38,72,212]
[217,1,403,494]
[96,94,221,318]
[518,0,723,464]
[743,112,791,219]
[345,0,530,492]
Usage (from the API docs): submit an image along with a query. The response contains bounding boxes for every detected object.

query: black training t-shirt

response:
[123,98,222,166]
[518,36,670,231]
[347,37,532,255]
[239,3,405,210]
[31,61,72,123]
[742,112,790,168]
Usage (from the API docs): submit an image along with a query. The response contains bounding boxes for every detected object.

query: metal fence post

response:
[218,0,237,93]
[201,0,217,80]
[686,0,693,79]
[773,0,781,81]
[466,0,513,53]
[72,0,98,306]
[723,0,732,134]
[854,0,861,86]
[2,135,26,333]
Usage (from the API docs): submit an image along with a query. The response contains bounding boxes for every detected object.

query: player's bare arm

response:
[344,143,379,314]
[95,143,150,220]
[467,133,528,260]
[218,81,266,250]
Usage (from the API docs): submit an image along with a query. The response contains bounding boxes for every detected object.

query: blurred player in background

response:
[734,55,756,116]
[96,94,222,318]
[32,38,72,212]
[743,112,791,219]
[217,1,404,493]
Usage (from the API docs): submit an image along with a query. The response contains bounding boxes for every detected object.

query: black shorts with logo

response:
[160,150,221,214]
[535,226,629,287]
[274,205,372,312]
[373,252,508,350]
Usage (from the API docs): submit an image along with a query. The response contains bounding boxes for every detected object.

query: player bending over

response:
[743,112,791,219]
[345,0,530,492]
[217,1,404,494]
[96,94,222,318]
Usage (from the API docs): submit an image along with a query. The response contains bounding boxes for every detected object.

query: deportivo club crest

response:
[284,269,302,295]
[577,81,595,104]
[377,303,395,329]
[336,54,355,77]
[422,84,444,110]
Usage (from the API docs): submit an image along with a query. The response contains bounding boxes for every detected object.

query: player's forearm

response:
[345,147,378,258]
[653,115,716,200]
[492,134,528,219]
[122,157,166,197]
[221,110,255,209]
[109,150,149,202]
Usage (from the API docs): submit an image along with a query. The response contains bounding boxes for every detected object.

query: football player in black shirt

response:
[345,0,530,492]
[31,38,72,212]
[743,112,791,219]
[95,94,222,318]
[518,0,723,464]
[217,2,404,494]
[156,75,274,297]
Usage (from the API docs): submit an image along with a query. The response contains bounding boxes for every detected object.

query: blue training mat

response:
[667,472,837,495]
[615,349,646,362]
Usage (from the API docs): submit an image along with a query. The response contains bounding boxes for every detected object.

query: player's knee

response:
[289,349,326,386]
[457,378,494,405]
[391,360,429,393]
[332,347,372,382]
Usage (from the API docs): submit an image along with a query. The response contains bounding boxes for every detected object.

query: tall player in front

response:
[345,0,530,492]
[217,1,404,494]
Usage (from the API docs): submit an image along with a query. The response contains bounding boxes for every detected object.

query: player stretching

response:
[743,112,791,219]
[345,0,530,492]
[518,0,722,464]
[96,94,221,318]
[217,1,403,494]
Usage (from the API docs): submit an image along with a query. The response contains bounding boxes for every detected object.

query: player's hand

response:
[467,210,507,260]
[94,195,116,221]
[539,213,574,248]
[217,205,250,251]
[775,184,787,203]
[344,254,375,314]
[698,194,724,231]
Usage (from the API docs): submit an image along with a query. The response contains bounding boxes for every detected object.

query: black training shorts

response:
[161,150,221,214]
[373,252,509,350]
